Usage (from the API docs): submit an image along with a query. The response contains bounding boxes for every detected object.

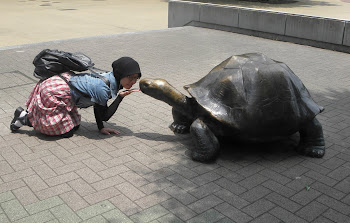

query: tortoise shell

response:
[184,53,323,136]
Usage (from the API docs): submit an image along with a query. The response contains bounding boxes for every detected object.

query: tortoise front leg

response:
[297,117,325,158]
[169,108,192,134]
[190,118,220,162]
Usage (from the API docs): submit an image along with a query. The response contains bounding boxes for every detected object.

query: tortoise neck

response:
[166,89,193,118]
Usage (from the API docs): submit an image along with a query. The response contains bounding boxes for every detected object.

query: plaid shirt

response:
[26,73,81,136]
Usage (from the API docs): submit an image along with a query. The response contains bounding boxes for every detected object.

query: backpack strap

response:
[88,68,110,87]
[58,74,91,99]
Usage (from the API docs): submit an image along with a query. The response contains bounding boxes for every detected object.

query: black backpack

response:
[33,49,110,86]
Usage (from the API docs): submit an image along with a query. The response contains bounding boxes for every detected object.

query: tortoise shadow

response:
[217,134,300,162]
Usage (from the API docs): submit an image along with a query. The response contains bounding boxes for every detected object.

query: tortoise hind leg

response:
[297,118,325,158]
[190,118,220,162]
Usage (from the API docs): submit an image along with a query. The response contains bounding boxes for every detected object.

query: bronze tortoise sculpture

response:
[140,53,325,162]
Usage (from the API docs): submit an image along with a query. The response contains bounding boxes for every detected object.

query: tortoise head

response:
[140,78,192,116]
[139,78,172,101]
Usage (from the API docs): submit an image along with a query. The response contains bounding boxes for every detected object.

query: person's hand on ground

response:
[119,88,140,97]
[100,127,120,135]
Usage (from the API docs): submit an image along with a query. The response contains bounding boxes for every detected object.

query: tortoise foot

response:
[297,145,325,158]
[191,151,215,163]
[169,122,189,134]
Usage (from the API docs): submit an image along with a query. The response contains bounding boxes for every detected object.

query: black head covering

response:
[112,57,141,87]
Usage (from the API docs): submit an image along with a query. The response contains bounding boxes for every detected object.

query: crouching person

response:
[10,57,141,137]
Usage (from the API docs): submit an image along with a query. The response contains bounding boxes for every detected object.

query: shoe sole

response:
[10,107,24,131]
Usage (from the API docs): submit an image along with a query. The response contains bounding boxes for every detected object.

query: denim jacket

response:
[69,72,119,107]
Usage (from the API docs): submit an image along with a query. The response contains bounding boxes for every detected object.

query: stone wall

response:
[169,0,350,53]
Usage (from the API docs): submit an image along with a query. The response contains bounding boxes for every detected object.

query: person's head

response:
[112,57,141,89]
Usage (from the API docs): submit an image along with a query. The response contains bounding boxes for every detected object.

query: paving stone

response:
[0,180,26,193]
[143,168,175,182]
[13,210,55,223]
[240,185,271,203]
[25,196,64,214]
[68,178,96,197]
[334,176,350,194]
[166,174,198,191]
[23,174,49,192]
[290,187,322,205]
[59,190,89,211]
[130,204,169,223]
[35,183,72,200]
[12,186,39,206]
[186,208,224,223]
[215,203,252,223]
[322,208,350,223]
[285,176,315,192]
[238,174,269,190]
[76,200,115,220]
[1,199,28,221]
[270,206,308,223]
[135,191,171,209]
[163,185,198,205]
[50,204,82,223]
[161,198,197,221]
[102,208,133,223]
[249,213,281,223]
[295,201,328,222]
[82,215,106,223]
[0,161,14,176]
[157,213,185,223]
[190,171,222,186]
[2,168,35,182]
[82,157,108,172]
[214,189,250,209]
[242,199,275,218]
[54,162,86,175]
[92,175,125,191]
[312,216,335,223]
[305,170,338,187]
[115,181,146,201]
[139,178,173,195]
[188,182,222,199]
[317,194,350,216]
[0,191,15,203]
[76,167,102,183]
[327,166,350,181]
[266,192,302,213]
[84,186,121,205]
[110,194,143,216]
[215,178,247,195]
[0,214,10,223]
[32,164,57,179]
[262,180,296,198]
[188,194,223,214]
[119,171,149,188]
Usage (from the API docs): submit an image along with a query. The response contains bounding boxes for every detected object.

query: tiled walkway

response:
[0,26,349,222]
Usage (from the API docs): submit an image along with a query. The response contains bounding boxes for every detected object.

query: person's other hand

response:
[119,88,140,97]
[100,127,120,135]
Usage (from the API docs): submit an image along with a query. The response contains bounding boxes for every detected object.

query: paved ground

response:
[0,25,349,222]
[0,0,350,222]
[0,0,168,48]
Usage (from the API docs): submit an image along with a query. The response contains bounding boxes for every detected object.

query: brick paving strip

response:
[0,26,349,222]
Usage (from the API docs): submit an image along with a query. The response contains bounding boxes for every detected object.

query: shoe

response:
[10,107,25,131]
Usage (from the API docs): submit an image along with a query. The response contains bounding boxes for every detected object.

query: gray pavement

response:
[0,26,349,222]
